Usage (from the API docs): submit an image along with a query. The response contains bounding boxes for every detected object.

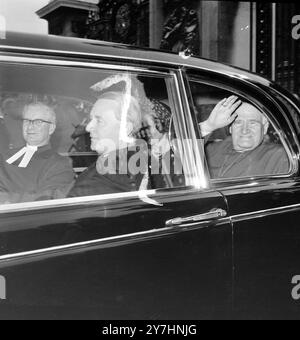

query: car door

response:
[185,67,300,320]
[226,89,300,320]
[0,55,232,320]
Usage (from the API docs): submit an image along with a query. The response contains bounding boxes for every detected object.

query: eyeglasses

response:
[23,119,53,128]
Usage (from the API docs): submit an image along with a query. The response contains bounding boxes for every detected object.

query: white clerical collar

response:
[6,144,38,168]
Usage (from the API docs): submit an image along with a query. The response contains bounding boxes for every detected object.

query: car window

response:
[188,80,292,181]
[0,61,188,206]
[268,87,300,138]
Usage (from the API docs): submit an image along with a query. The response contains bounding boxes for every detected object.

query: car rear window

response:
[188,79,292,181]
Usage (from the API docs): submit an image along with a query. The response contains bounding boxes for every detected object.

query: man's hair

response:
[96,91,142,135]
[23,102,56,124]
[238,101,268,125]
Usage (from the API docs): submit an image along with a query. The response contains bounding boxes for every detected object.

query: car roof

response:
[0,31,271,87]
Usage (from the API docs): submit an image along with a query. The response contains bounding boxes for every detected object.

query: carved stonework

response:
[160,0,200,55]
[86,0,141,45]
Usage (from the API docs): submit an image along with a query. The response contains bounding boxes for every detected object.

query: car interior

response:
[0,62,188,204]
[0,61,291,205]
[189,81,283,145]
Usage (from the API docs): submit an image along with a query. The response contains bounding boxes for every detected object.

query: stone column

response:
[149,0,164,49]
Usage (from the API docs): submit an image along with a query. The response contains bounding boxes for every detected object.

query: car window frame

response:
[183,68,299,189]
[0,52,209,214]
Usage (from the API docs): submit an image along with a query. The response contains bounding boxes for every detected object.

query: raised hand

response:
[200,96,242,136]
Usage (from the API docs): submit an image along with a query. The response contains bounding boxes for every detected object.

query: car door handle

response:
[165,208,227,227]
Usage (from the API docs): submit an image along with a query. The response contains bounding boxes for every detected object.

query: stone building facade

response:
[37,0,300,96]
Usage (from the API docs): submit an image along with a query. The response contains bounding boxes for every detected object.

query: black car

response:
[0,32,300,320]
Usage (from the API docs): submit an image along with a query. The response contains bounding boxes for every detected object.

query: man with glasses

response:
[200,97,290,179]
[0,102,74,203]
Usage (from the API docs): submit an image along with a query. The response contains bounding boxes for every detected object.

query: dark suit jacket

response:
[68,150,144,198]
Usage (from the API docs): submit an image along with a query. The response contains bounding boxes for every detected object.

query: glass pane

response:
[0,62,186,205]
[189,80,291,180]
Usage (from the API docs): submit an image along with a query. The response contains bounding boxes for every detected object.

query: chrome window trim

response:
[1,200,300,263]
[0,55,207,213]
[186,76,299,185]
[230,202,300,223]
[0,45,172,67]
[210,172,298,190]
[177,69,209,189]
[0,44,272,87]
[165,70,198,188]
[0,44,173,64]
[0,55,171,75]
[0,185,219,215]
[212,177,297,192]
[269,85,300,126]
[0,216,230,263]
[0,190,157,214]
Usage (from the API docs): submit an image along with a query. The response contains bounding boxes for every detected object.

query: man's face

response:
[86,99,121,155]
[230,103,269,152]
[23,106,55,147]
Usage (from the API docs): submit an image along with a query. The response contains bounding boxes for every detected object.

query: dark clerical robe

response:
[206,137,290,179]
[0,144,74,203]
[68,150,144,198]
